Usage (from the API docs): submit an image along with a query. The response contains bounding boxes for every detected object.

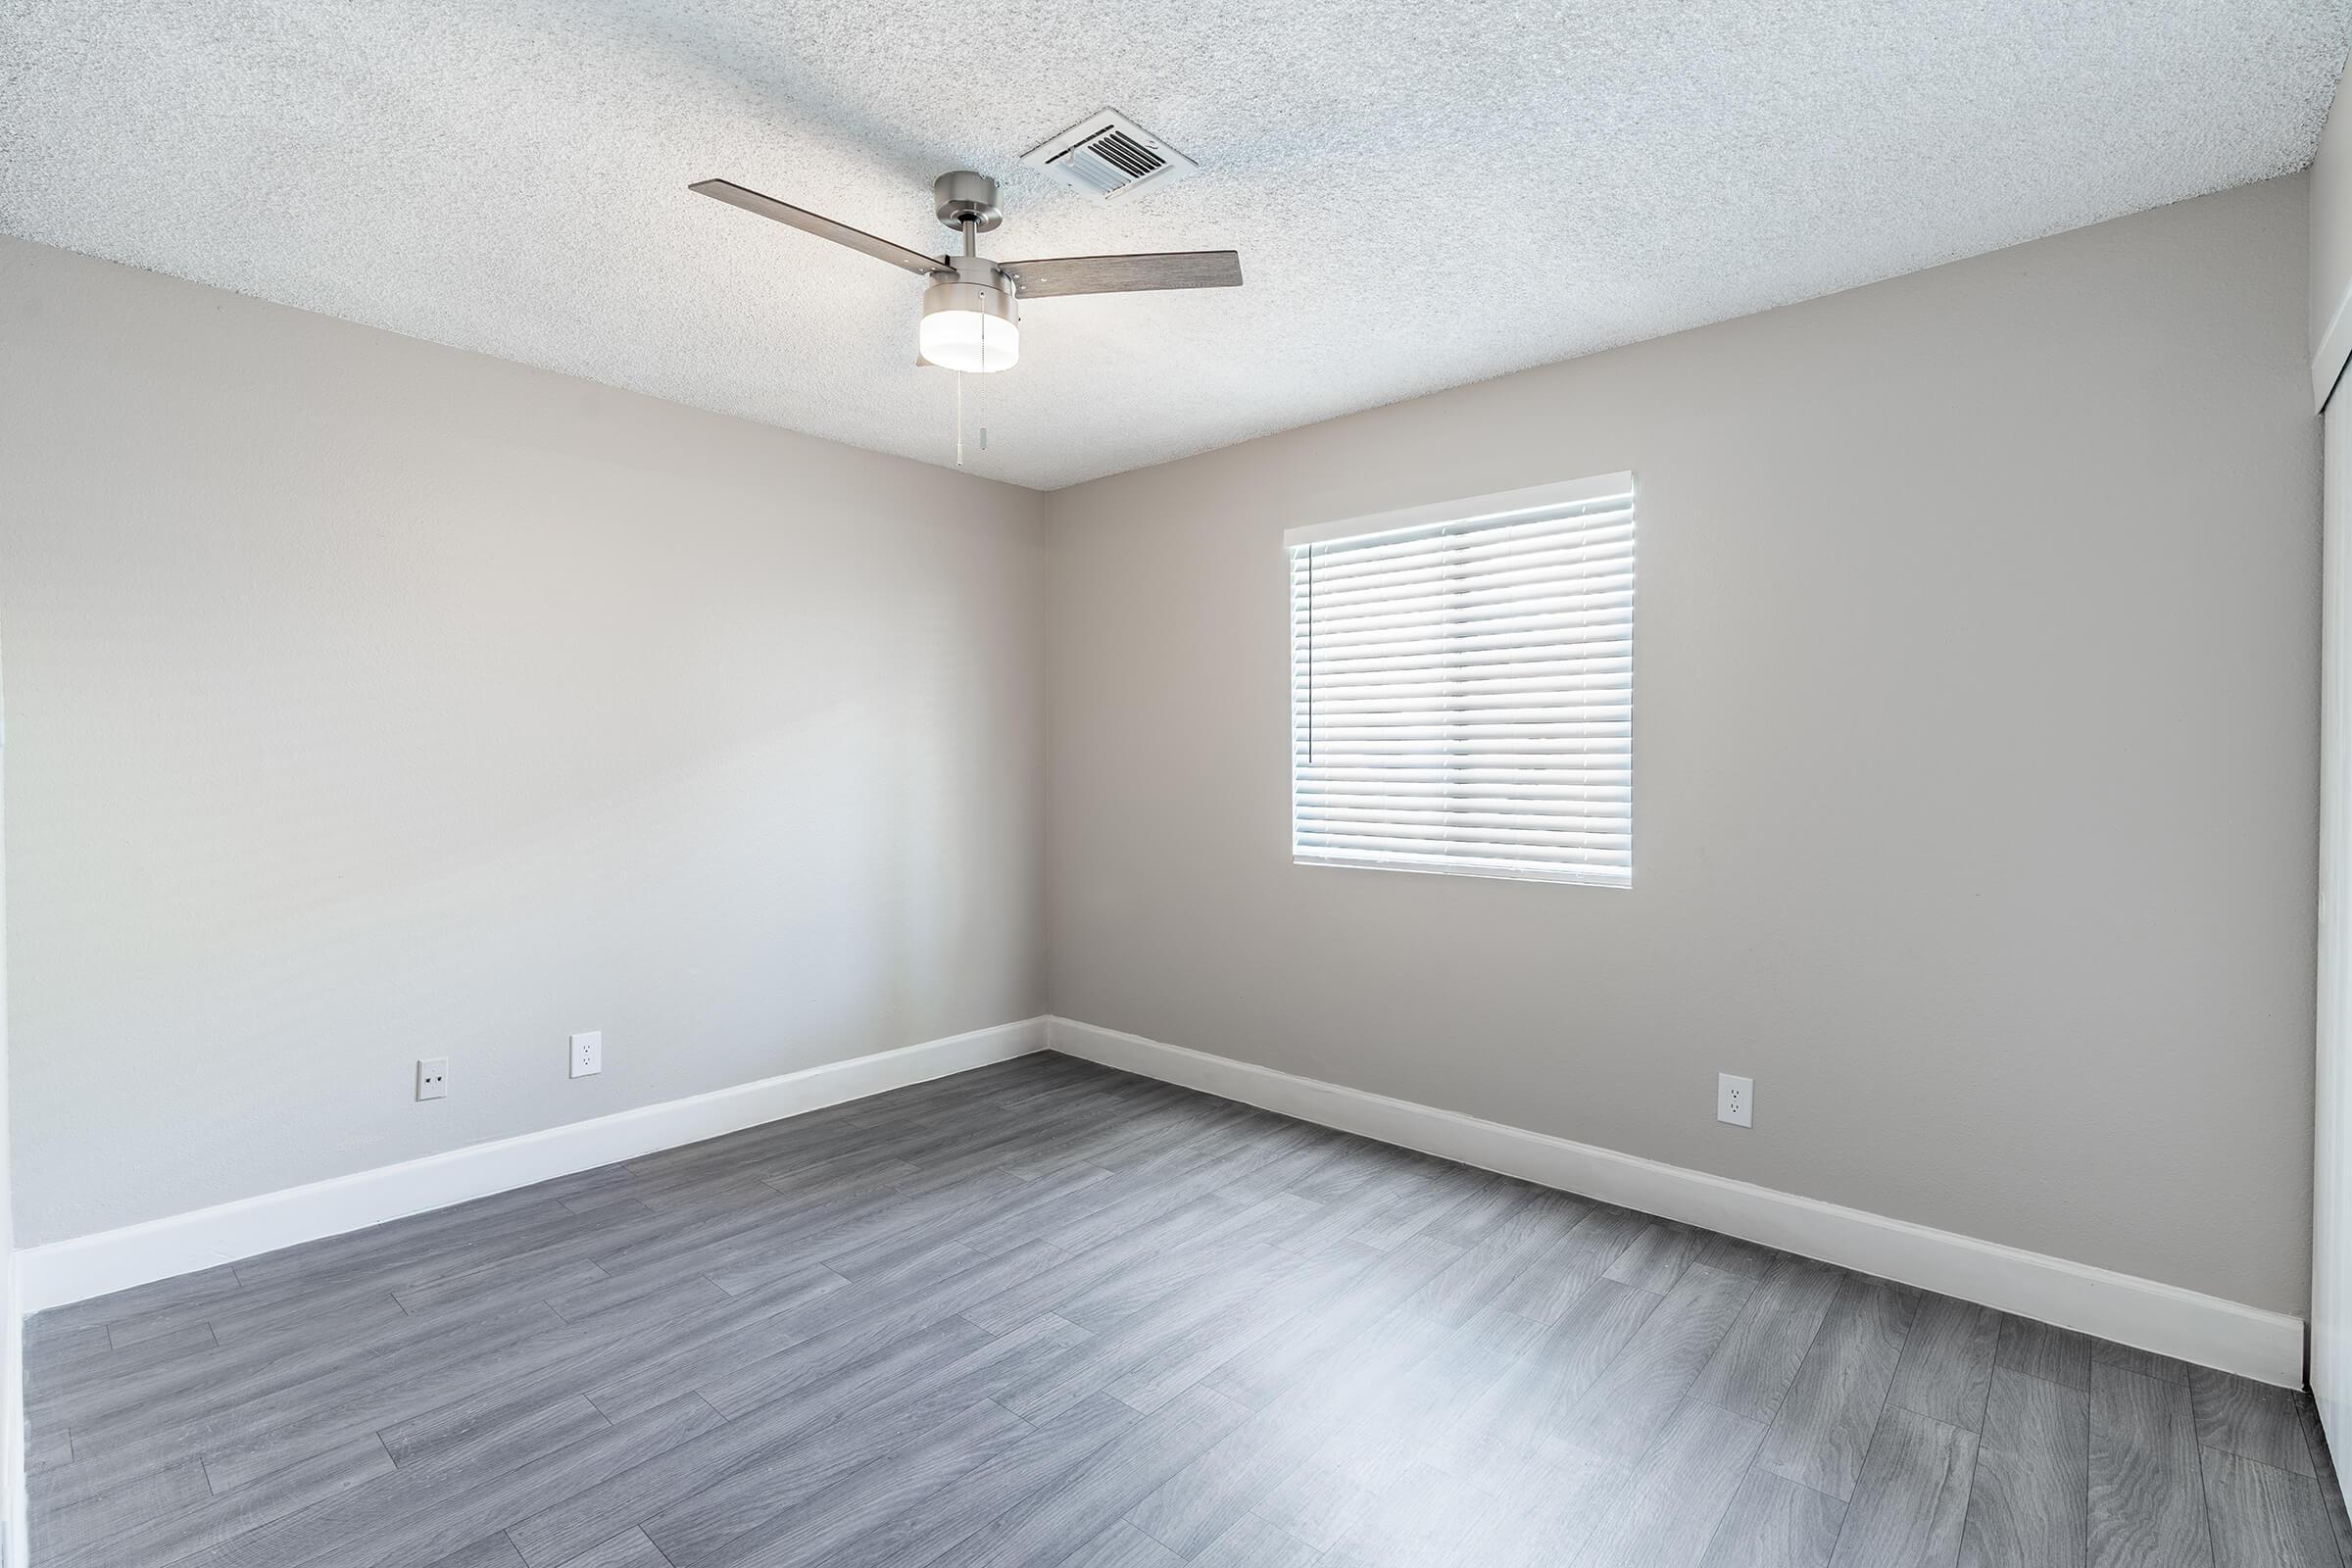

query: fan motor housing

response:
[930,253,1018,316]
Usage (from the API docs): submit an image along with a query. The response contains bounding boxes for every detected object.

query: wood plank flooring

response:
[23,1054,2346,1567]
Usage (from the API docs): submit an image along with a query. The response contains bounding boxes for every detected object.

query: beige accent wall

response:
[1045,175,2321,1313]
[0,236,1048,1247]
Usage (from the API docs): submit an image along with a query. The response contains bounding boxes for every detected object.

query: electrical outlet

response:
[416,1057,449,1102]
[570,1031,603,1079]
[1717,1073,1752,1128]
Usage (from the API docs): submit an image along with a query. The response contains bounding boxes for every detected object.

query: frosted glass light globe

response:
[919,305,1019,372]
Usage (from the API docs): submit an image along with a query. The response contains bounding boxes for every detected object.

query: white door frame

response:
[2317,395,2351,1452]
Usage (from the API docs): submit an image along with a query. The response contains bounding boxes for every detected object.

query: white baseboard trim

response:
[5,1254,21,1568]
[1048,1016,2306,1389]
[18,1018,1048,1316]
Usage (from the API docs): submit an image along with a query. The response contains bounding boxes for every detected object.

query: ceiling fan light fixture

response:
[689,171,1240,379]
[919,277,1019,372]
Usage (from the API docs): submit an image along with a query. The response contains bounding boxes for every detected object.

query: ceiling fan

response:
[690,171,1242,373]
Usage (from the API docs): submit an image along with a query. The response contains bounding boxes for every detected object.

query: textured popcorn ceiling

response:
[3,2,2346,488]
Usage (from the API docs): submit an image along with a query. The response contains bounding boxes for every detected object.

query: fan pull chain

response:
[951,370,989,466]
[949,215,989,466]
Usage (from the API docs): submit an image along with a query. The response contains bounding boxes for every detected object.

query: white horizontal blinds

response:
[1289,476,1635,886]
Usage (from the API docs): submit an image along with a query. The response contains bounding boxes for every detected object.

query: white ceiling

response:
[4,1,2346,489]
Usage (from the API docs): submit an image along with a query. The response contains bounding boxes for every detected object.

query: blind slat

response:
[1299,808,1633,831]
[1296,731,1632,749]
[1296,614,1633,659]
[1294,854,1629,888]
[1298,662,1634,693]
[1296,523,1635,580]
[1292,479,1634,884]
[1298,643,1633,677]
[1302,790,1631,805]
[1295,579,1637,636]
[1298,703,1635,723]
[1296,829,1632,863]
[1292,530,1636,605]
[1296,499,1634,573]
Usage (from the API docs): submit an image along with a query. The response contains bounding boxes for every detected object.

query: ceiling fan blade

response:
[691,178,944,277]
[997,251,1242,299]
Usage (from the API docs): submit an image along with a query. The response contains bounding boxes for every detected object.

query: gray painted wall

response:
[0,236,1049,1247]
[2315,83,2352,396]
[1045,175,2321,1313]
[0,648,19,1557]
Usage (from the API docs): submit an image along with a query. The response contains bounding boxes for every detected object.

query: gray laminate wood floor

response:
[24,1054,2351,1568]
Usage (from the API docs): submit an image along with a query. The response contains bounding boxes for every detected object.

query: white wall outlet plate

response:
[416,1057,449,1102]
[1717,1073,1752,1128]
[570,1031,603,1079]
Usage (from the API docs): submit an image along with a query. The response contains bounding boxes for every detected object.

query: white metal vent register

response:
[1286,473,1636,886]
[1021,110,1202,202]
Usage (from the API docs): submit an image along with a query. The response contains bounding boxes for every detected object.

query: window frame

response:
[1285,471,1637,889]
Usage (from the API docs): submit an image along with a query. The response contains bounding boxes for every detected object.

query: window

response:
[1286,473,1636,887]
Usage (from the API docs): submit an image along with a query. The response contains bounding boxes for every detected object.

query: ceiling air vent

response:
[1021,110,1200,202]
